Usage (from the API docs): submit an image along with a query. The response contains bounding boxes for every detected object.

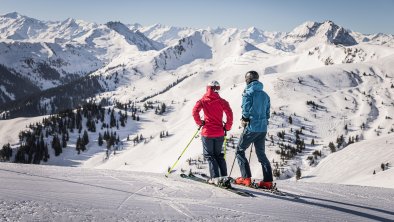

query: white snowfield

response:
[303,134,394,188]
[0,163,393,222]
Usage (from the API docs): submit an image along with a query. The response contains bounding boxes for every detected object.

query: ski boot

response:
[234,177,252,187]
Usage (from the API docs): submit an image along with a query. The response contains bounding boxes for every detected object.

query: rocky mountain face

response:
[285,21,357,46]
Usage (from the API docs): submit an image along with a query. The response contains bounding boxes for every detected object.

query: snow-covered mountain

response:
[0,12,163,103]
[282,21,358,52]
[1,12,394,194]
[106,21,164,51]
[137,23,197,46]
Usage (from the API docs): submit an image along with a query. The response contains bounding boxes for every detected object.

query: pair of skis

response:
[180,173,254,197]
[180,172,296,198]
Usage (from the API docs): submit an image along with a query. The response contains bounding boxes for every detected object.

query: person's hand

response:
[240,116,249,128]
[241,119,248,128]
[200,120,205,127]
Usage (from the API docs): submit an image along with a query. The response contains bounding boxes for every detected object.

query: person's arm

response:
[222,100,233,131]
[266,95,270,120]
[192,100,204,126]
[241,90,252,121]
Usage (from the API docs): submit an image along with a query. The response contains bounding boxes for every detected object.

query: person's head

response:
[245,71,259,84]
[208,80,220,93]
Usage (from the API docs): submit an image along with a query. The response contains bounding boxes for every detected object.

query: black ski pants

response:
[202,136,227,178]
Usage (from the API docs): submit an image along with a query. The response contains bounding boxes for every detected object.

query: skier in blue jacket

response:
[234,70,273,189]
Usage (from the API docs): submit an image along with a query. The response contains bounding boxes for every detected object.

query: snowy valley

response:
[0,12,394,221]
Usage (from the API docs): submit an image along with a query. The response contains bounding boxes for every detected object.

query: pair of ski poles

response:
[165,125,229,177]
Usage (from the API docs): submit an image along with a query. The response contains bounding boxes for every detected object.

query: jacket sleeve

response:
[241,90,252,120]
[192,100,203,126]
[222,99,233,131]
[266,95,271,120]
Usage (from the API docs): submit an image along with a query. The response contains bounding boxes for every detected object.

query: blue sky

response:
[1,0,393,34]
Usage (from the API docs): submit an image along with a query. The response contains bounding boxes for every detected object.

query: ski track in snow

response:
[0,163,393,221]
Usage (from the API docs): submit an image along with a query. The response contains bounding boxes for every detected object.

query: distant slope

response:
[0,64,40,105]
[303,134,394,188]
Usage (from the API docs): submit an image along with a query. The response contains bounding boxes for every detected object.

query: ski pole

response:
[223,130,227,160]
[229,150,237,177]
[229,126,246,177]
[165,125,202,177]
[248,143,253,163]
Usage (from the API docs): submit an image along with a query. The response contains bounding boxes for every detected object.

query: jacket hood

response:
[247,80,264,91]
[203,86,220,101]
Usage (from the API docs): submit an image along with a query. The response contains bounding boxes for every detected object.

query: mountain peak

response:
[1,12,38,23]
[106,21,159,51]
[287,20,357,46]
[2,12,23,19]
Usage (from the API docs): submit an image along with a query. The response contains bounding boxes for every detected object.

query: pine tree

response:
[98,133,103,146]
[0,143,12,161]
[43,143,49,162]
[329,142,336,153]
[106,139,112,150]
[296,167,301,180]
[76,136,82,154]
[52,135,62,156]
[110,110,116,128]
[161,103,166,114]
[288,116,293,124]
[62,133,67,148]
[83,130,89,145]
[311,138,315,146]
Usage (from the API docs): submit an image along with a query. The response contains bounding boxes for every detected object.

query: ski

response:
[180,173,255,197]
[231,180,300,199]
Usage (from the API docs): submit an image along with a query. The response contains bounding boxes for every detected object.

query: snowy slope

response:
[1,163,393,221]
[302,134,394,188]
[1,41,393,187]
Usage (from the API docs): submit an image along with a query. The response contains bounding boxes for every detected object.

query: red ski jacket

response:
[192,87,233,137]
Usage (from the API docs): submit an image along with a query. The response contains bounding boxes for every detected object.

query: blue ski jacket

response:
[241,80,270,132]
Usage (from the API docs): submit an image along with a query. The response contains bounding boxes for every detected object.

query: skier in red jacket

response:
[192,81,233,182]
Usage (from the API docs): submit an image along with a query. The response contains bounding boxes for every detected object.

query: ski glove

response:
[200,120,205,127]
[240,116,249,128]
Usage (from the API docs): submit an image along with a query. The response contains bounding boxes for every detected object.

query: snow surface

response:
[0,163,393,222]
[303,134,394,188]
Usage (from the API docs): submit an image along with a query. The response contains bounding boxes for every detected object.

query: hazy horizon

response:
[1,0,393,34]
